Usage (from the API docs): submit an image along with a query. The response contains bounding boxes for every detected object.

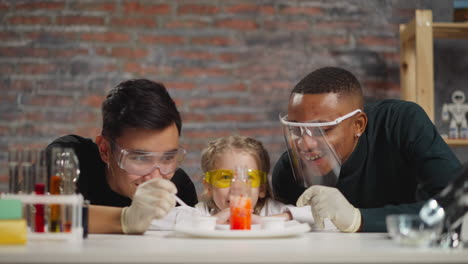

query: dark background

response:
[0,0,466,193]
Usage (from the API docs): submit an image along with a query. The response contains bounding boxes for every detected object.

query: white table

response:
[1,231,467,264]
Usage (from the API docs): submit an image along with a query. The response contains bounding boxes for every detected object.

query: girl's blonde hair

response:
[200,135,271,214]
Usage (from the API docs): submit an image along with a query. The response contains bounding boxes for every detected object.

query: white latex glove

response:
[296,185,361,233]
[121,178,177,234]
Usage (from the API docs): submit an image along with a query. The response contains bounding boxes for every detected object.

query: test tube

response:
[34,150,47,233]
[8,148,21,193]
[62,148,79,232]
[82,200,89,238]
[49,147,63,232]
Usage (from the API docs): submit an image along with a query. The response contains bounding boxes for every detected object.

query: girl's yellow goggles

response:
[204,169,267,188]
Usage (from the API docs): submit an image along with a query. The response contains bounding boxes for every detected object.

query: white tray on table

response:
[173,220,310,238]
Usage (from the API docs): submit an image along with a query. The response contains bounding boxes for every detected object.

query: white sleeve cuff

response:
[282,205,313,224]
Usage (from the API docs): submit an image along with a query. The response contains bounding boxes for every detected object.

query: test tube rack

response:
[0,193,84,243]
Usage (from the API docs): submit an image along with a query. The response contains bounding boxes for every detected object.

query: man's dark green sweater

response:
[272,99,462,232]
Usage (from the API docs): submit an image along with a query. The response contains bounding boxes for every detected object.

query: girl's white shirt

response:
[149,198,337,231]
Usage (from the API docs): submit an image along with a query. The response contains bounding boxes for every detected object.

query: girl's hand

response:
[214,208,231,224]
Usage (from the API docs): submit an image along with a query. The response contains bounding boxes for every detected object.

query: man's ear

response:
[95,135,111,164]
[353,111,368,137]
[259,184,267,198]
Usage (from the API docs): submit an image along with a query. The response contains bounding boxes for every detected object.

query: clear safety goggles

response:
[279,109,362,139]
[204,169,267,188]
[110,140,186,176]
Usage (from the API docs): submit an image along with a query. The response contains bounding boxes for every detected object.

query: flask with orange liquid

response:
[229,166,252,230]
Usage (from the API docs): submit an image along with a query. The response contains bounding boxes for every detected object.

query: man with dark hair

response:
[47,79,197,234]
[273,67,462,232]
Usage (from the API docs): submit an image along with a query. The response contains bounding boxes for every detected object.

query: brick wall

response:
[0,0,460,193]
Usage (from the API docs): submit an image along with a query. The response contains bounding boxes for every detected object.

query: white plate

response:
[173,220,310,238]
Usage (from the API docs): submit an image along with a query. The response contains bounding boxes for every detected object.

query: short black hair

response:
[292,67,363,98]
[101,79,181,140]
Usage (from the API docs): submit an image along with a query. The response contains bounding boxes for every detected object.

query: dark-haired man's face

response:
[99,123,180,199]
[287,92,365,176]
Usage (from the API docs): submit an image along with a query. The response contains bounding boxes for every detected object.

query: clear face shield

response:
[279,109,362,188]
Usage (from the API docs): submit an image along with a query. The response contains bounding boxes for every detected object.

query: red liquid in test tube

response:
[34,183,45,232]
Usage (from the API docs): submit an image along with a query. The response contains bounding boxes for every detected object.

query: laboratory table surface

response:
[0,231,467,264]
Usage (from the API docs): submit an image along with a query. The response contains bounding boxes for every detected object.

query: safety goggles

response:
[110,140,186,176]
[279,109,362,138]
[204,169,267,188]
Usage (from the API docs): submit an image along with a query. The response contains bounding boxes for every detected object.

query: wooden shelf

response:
[399,10,468,147]
[433,22,468,38]
[444,139,468,146]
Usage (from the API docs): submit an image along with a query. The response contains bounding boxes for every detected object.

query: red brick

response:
[259,6,276,15]
[239,128,281,137]
[164,19,209,29]
[15,1,65,10]
[81,95,105,108]
[181,113,207,122]
[53,48,88,57]
[75,126,101,138]
[315,21,361,29]
[8,16,50,25]
[264,20,309,31]
[225,4,275,15]
[25,95,74,107]
[311,36,349,46]
[8,80,35,92]
[94,47,108,56]
[218,52,242,63]
[0,64,14,75]
[81,32,131,43]
[280,6,322,15]
[171,51,214,60]
[71,2,116,12]
[215,19,258,31]
[0,47,49,57]
[0,31,19,41]
[19,63,56,75]
[139,35,185,45]
[26,32,77,42]
[190,36,235,46]
[189,97,238,108]
[178,4,219,15]
[111,17,157,27]
[180,68,227,78]
[212,113,257,122]
[380,52,400,63]
[203,83,247,92]
[0,2,12,10]
[124,2,170,15]
[57,16,104,25]
[165,82,196,90]
[123,62,173,75]
[358,36,398,46]
[183,130,232,139]
[110,48,148,58]
[363,80,400,91]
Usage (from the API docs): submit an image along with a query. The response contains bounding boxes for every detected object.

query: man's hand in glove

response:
[296,185,361,232]
[121,178,177,234]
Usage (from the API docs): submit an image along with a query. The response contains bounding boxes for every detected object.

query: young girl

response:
[150,135,336,230]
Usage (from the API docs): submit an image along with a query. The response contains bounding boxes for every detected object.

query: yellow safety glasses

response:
[204,169,267,188]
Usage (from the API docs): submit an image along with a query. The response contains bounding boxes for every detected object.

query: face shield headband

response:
[279,109,362,187]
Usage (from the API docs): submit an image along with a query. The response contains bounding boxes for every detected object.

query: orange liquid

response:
[230,196,252,230]
[49,175,62,232]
